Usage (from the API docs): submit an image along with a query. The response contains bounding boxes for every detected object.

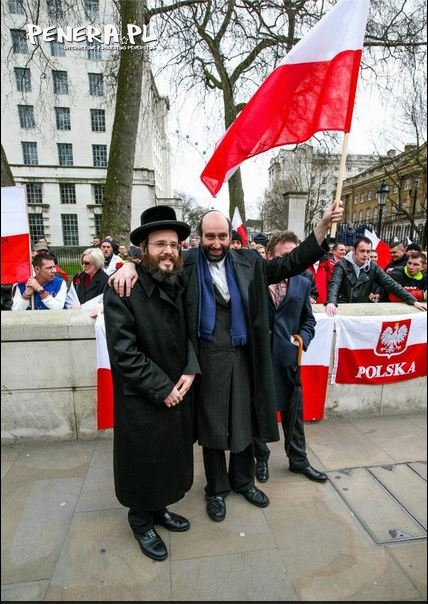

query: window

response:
[87,41,101,60]
[59,183,76,204]
[368,190,372,200]
[26,183,43,204]
[11,29,28,54]
[90,109,105,132]
[8,0,24,14]
[358,210,363,221]
[14,67,31,92]
[94,213,102,235]
[55,107,71,130]
[29,213,45,242]
[57,143,73,166]
[51,39,65,56]
[22,142,38,165]
[403,177,410,191]
[18,105,35,128]
[47,0,63,19]
[93,183,105,204]
[88,73,104,96]
[92,144,107,167]
[62,214,79,245]
[84,0,99,21]
[52,70,69,94]
[365,208,371,222]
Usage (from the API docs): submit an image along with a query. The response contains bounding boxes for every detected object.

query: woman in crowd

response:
[66,248,109,307]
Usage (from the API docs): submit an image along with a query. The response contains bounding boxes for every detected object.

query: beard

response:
[142,253,184,285]
[202,243,229,263]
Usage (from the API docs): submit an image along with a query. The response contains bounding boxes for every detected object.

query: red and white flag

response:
[1,186,31,283]
[95,312,114,430]
[332,313,427,385]
[200,0,369,196]
[231,207,248,246]
[364,229,392,270]
[300,315,334,421]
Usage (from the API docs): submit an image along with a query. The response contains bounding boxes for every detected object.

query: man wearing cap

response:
[103,206,200,562]
[230,230,243,249]
[110,202,344,523]
[100,239,123,275]
[32,243,69,281]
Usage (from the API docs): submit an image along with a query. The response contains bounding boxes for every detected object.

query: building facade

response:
[340,143,427,246]
[1,0,172,246]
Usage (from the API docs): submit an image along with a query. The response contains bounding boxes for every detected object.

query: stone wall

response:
[1,303,426,444]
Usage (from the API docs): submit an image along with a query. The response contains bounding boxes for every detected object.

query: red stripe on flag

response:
[334,342,427,384]
[301,365,330,421]
[96,368,114,429]
[1,233,31,283]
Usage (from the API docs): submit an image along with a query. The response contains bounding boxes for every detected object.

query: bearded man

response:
[103,206,200,562]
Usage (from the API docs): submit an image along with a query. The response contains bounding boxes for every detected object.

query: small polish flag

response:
[364,229,392,270]
[231,207,248,246]
[95,312,114,430]
[1,186,32,283]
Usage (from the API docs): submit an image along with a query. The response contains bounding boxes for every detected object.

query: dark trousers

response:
[254,407,307,468]
[203,444,254,497]
[128,506,167,533]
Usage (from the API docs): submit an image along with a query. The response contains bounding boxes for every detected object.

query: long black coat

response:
[103,267,200,511]
[182,232,328,449]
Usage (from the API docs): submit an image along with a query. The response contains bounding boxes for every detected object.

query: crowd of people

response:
[4,205,427,562]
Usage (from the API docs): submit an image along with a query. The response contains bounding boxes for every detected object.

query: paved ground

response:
[1,412,426,601]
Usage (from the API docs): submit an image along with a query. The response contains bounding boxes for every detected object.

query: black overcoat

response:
[182,232,328,448]
[103,267,200,511]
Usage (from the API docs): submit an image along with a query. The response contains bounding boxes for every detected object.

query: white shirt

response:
[208,258,230,302]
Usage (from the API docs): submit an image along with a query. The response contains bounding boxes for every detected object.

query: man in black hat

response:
[103,205,200,561]
[109,201,344,523]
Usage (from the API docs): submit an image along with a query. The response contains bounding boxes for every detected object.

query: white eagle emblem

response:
[378,323,409,357]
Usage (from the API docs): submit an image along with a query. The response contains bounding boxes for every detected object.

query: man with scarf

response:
[109,202,345,522]
[326,236,426,317]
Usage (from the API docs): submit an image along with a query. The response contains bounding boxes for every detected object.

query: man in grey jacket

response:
[326,237,427,316]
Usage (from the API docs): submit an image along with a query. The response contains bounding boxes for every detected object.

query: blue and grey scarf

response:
[196,247,247,346]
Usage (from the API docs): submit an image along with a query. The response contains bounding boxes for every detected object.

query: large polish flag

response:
[201,0,370,196]
[1,186,31,283]
[364,229,392,270]
[332,313,427,385]
[95,312,114,430]
[231,207,248,246]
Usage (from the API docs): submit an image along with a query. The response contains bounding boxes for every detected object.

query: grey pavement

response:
[1,412,426,602]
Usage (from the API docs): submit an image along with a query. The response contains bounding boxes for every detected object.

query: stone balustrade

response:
[1,303,426,444]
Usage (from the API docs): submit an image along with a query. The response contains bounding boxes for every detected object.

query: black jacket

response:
[327,259,417,306]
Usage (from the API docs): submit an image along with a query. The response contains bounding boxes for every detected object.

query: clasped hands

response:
[164,374,196,408]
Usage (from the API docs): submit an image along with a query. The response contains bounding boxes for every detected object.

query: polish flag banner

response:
[95,312,114,430]
[332,313,427,385]
[231,207,248,246]
[1,186,31,283]
[364,229,392,270]
[200,0,369,196]
[300,315,334,421]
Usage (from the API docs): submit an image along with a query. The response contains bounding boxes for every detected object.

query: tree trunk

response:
[223,85,246,222]
[1,144,15,187]
[101,0,146,244]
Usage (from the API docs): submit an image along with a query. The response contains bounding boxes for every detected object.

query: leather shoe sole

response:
[133,528,168,561]
[240,486,269,507]
[289,464,328,483]
[255,460,269,482]
[206,495,226,522]
[154,511,190,532]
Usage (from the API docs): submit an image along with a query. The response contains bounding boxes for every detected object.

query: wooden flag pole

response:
[329,132,350,240]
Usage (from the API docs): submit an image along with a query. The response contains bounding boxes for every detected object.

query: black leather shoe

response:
[289,464,328,483]
[255,460,269,482]
[240,486,269,507]
[206,495,226,522]
[133,528,168,561]
[154,511,190,532]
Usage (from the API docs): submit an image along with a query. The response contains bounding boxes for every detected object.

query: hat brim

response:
[130,221,191,246]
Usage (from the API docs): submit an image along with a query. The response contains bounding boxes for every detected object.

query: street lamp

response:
[376,182,388,238]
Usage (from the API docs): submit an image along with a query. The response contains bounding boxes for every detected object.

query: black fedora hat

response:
[130,205,191,245]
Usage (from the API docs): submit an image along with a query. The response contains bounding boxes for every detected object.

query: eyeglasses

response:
[148,241,181,252]
[82,261,92,266]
